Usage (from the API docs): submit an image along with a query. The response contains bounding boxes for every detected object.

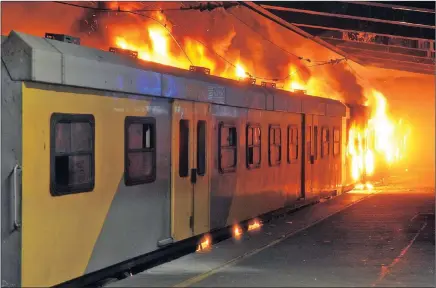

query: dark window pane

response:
[71,122,92,152]
[128,123,144,149]
[179,120,189,177]
[334,143,340,155]
[55,155,70,186]
[247,127,253,146]
[291,145,298,160]
[220,126,228,147]
[275,128,281,144]
[248,147,254,165]
[127,151,153,179]
[334,129,340,142]
[55,123,71,153]
[197,121,206,176]
[254,127,261,145]
[229,127,237,147]
[293,128,298,144]
[69,155,92,185]
[253,146,261,165]
[221,148,236,169]
[220,124,237,173]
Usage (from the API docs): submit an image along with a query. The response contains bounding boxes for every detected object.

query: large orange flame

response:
[108,10,410,185]
[348,89,411,184]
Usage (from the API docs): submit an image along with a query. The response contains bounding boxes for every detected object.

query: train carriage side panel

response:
[1,60,22,288]
[21,83,171,286]
[84,95,172,273]
[225,109,302,225]
[209,105,246,230]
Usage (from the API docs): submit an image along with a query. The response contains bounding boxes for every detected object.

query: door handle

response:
[310,155,315,165]
[12,164,22,230]
[191,168,197,184]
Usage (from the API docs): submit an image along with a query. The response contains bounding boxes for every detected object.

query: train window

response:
[197,121,206,176]
[125,117,156,186]
[50,113,95,196]
[321,127,330,158]
[287,125,298,163]
[269,125,281,166]
[333,127,340,156]
[313,126,318,160]
[246,124,261,169]
[179,120,190,177]
[219,123,237,173]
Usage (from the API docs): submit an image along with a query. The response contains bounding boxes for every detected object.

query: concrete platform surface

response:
[107,186,434,287]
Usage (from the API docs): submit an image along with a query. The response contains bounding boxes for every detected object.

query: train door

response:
[304,114,313,198]
[171,100,210,241]
[192,102,210,235]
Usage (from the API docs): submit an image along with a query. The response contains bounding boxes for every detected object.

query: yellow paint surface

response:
[22,84,151,286]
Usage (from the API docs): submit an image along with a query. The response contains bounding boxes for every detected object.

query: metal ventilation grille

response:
[45,33,80,45]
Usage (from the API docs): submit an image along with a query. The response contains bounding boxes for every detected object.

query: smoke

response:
[1,1,366,104]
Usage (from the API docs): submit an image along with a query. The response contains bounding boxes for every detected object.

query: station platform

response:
[107,184,434,287]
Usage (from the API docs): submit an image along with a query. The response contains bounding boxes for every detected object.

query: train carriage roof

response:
[1,31,346,117]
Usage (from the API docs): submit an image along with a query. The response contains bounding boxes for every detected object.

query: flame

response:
[236,63,247,79]
[233,224,242,239]
[347,89,411,183]
[196,235,211,252]
[108,9,410,186]
[111,12,250,81]
[286,65,306,92]
[248,219,262,231]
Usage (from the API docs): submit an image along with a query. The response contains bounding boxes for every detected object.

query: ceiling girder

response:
[320,37,434,56]
[261,5,436,29]
[291,23,435,42]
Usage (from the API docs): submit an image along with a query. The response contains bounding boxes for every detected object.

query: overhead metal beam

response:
[320,36,435,55]
[360,61,435,75]
[340,46,435,63]
[261,5,436,29]
[343,47,435,65]
[342,1,435,14]
[238,1,362,64]
[292,23,435,42]
[356,54,435,68]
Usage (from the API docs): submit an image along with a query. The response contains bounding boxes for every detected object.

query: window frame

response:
[124,116,156,186]
[50,113,95,196]
[218,122,237,174]
[333,127,340,156]
[287,125,299,164]
[321,126,330,158]
[246,123,261,169]
[268,124,282,167]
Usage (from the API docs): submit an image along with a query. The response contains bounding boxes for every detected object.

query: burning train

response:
[0,27,409,287]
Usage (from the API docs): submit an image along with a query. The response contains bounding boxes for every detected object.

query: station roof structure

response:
[243,1,435,75]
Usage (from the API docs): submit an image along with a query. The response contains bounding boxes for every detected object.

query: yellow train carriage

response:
[1,31,348,287]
